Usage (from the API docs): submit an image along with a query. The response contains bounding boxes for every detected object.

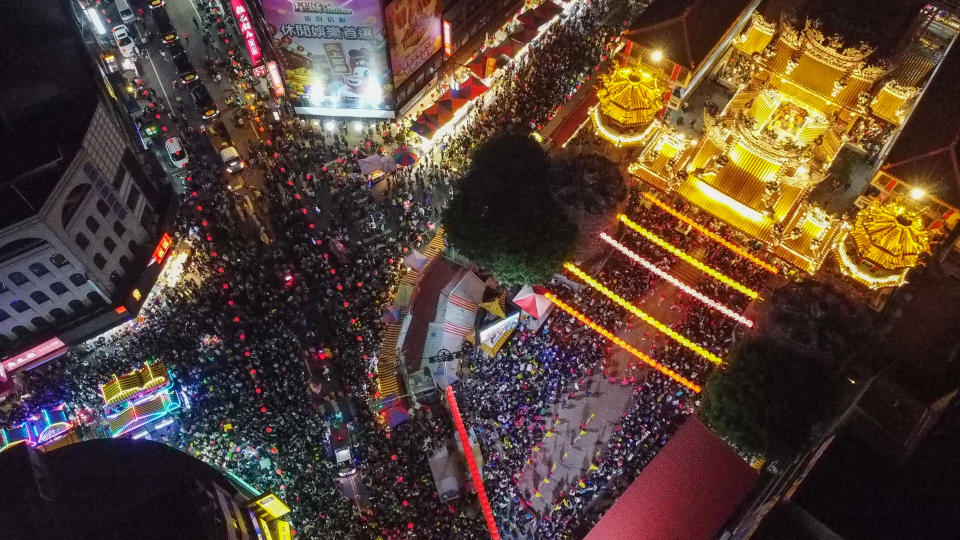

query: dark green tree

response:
[701,337,841,460]
[443,133,577,285]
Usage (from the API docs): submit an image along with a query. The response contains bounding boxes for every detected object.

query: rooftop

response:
[0,0,100,230]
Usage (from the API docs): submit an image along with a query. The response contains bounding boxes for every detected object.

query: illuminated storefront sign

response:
[267,61,284,97]
[2,337,67,377]
[261,0,394,118]
[443,20,452,56]
[151,233,173,265]
[231,0,263,66]
[385,0,442,86]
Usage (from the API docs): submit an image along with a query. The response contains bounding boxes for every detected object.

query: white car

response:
[219,145,245,174]
[112,25,136,57]
[165,137,189,168]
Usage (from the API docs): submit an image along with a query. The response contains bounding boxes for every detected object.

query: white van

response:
[116,0,136,24]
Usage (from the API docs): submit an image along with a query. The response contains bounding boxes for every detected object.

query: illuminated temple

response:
[592,67,665,146]
[624,11,934,274]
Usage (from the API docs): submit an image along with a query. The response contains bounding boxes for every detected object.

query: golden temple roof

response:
[597,68,663,127]
[850,200,931,270]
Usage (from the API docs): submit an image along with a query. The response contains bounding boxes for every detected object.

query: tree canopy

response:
[443,133,577,285]
[701,337,841,461]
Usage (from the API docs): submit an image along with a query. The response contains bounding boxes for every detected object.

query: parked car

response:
[112,25,136,57]
[189,83,219,120]
[164,137,189,168]
[173,54,197,84]
[116,0,136,23]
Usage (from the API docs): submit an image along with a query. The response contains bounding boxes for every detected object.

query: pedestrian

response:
[183,32,190,44]
[192,16,200,30]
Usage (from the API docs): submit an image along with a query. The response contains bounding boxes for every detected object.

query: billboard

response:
[385,0,442,86]
[261,0,395,118]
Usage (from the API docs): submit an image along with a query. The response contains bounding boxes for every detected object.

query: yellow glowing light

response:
[619,214,762,299]
[834,234,909,289]
[643,192,778,273]
[651,50,664,62]
[694,180,767,222]
[599,233,754,327]
[543,292,702,393]
[253,493,291,519]
[591,107,658,147]
[910,187,925,200]
[564,263,724,365]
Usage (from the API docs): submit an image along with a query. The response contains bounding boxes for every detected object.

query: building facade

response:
[0,0,166,352]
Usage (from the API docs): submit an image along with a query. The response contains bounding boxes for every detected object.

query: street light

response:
[910,187,925,200]
[651,50,663,62]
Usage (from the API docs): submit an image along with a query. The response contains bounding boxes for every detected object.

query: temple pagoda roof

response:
[597,68,663,127]
[850,200,931,270]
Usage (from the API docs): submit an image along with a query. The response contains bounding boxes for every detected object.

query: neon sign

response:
[151,232,173,265]
[267,61,284,97]
[231,0,262,66]
[443,20,452,57]
[2,337,66,376]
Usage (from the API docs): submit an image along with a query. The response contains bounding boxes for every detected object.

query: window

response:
[113,221,126,237]
[50,282,69,295]
[69,273,87,286]
[87,291,106,305]
[86,216,100,233]
[10,299,30,313]
[50,308,68,321]
[119,255,132,273]
[30,317,51,330]
[61,183,93,228]
[9,272,29,286]
[93,253,106,269]
[30,291,50,304]
[0,309,9,322]
[97,199,110,217]
[68,299,85,312]
[125,185,141,211]
[29,263,49,277]
[76,233,90,250]
[0,282,7,294]
[104,237,117,253]
[49,253,70,268]
[12,325,29,338]
[112,165,125,190]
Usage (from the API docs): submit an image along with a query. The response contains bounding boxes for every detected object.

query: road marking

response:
[146,51,172,109]
[188,0,203,30]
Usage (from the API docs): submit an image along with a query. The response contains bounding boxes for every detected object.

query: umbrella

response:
[393,145,419,167]
[513,285,552,319]
[403,249,429,271]
[382,305,403,324]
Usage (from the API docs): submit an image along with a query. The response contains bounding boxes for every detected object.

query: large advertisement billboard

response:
[261,0,395,118]
[385,0,442,86]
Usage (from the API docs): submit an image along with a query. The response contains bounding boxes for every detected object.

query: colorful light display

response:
[599,233,754,327]
[543,293,702,393]
[563,264,723,365]
[100,360,171,406]
[642,192,779,274]
[0,403,74,452]
[619,214,762,300]
[445,385,500,540]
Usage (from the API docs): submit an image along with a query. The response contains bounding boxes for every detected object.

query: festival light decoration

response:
[446,386,501,540]
[618,214,762,300]
[642,192,779,274]
[599,233,754,327]
[543,293,702,393]
[563,264,723,365]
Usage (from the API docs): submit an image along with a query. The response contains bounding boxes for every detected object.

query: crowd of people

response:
[0,0,780,538]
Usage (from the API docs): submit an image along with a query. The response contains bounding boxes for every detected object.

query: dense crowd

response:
[0,0,779,539]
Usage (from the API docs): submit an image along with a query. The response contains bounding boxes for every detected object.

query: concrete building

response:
[0,0,167,352]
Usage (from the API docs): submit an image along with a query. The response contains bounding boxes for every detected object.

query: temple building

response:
[592,67,665,147]
[622,3,958,276]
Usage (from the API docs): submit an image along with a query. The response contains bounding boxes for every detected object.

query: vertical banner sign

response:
[384,0,442,86]
[443,19,452,57]
[267,60,285,96]
[231,0,263,66]
[261,0,395,119]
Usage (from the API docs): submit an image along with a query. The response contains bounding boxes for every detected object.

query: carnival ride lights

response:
[445,385,501,540]
[599,233,754,327]
[618,214,762,300]
[0,403,74,451]
[100,360,171,406]
[105,388,181,438]
[642,192,779,274]
[543,292,702,393]
[563,263,724,365]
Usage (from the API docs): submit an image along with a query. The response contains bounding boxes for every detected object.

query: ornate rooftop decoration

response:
[596,67,664,129]
[850,200,931,270]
